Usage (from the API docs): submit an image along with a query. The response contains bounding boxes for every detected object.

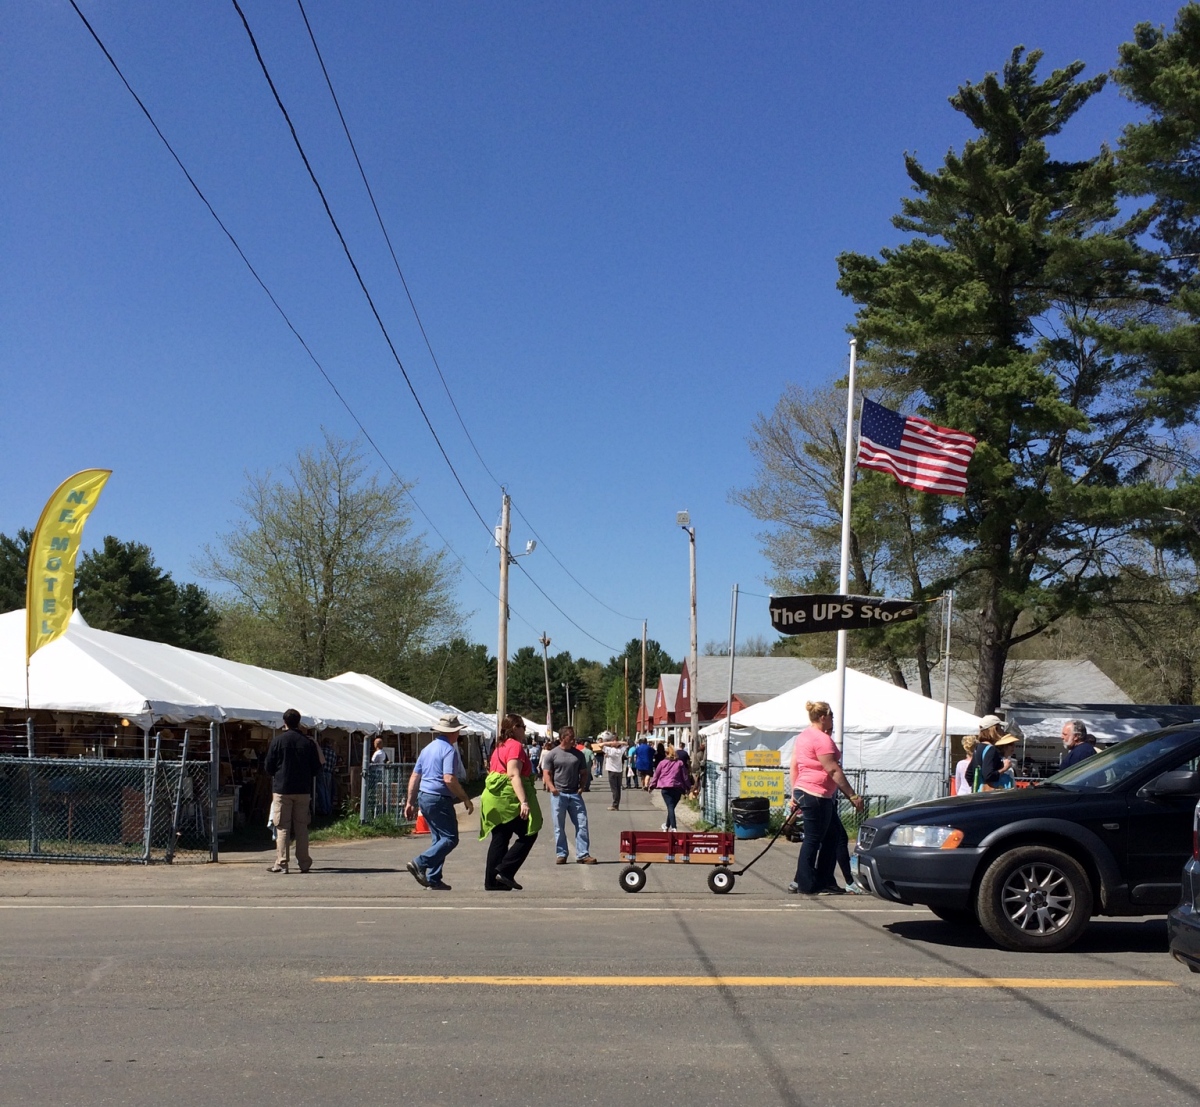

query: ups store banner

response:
[769,594,922,636]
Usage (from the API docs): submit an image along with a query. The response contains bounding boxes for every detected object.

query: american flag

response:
[856,398,976,496]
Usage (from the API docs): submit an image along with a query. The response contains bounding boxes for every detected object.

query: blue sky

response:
[1,1,1184,665]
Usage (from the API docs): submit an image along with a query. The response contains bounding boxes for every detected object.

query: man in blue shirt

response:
[634,737,655,791]
[404,715,474,891]
[1060,720,1097,769]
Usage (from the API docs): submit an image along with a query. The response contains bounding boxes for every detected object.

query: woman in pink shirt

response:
[789,700,865,895]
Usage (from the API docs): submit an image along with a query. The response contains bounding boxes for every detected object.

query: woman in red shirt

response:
[789,700,865,895]
[479,714,542,891]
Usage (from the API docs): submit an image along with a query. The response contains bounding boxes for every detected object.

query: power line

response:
[293,3,643,628]
[230,0,493,537]
[64,0,535,638]
[293,0,503,492]
[513,560,621,655]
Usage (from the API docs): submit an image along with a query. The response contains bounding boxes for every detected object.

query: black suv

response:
[853,726,1200,951]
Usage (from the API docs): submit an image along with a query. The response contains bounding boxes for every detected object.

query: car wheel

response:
[619,866,647,893]
[929,905,977,926]
[977,845,1093,952]
[707,867,735,894]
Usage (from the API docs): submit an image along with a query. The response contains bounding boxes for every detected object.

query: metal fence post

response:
[165,729,189,864]
[26,718,39,854]
[209,721,219,862]
[142,733,161,863]
[359,733,370,824]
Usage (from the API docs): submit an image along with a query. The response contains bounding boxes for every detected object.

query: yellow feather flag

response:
[25,469,112,660]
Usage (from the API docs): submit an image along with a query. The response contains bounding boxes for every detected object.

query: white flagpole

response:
[834,339,858,752]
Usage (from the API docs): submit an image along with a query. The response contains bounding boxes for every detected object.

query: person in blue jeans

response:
[403,715,475,891]
[633,736,655,791]
[540,727,597,864]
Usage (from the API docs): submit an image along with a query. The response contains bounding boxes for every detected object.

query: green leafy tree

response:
[76,536,221,653]
[837,48,1193,712]
[396,638,495,711]
[202,432,460,680]
[0,529,31,613]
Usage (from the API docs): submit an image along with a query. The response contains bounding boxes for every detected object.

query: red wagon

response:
[618,829,738,893]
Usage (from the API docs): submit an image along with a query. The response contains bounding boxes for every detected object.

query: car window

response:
[1046,728,1200,792]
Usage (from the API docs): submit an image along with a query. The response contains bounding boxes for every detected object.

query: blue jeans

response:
[793,791,840,893]
[550,792,590,858]
[414,792,459,882]
[661,787,682,829]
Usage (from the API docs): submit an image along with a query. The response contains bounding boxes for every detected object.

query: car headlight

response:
[889,825,964,849]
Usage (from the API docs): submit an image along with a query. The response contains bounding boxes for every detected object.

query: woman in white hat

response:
[968,715,1011,792]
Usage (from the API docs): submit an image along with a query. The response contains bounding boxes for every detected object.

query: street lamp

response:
[678,511,699,761]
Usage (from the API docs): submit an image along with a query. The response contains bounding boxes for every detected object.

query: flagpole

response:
[834,339,858,752]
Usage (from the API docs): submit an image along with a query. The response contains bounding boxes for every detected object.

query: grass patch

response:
[309,810,410,842]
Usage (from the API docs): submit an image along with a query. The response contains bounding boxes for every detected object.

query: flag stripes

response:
[856,398,975,496]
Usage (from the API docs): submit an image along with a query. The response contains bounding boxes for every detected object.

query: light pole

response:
[677,511,699,763]
[562,682,572,729]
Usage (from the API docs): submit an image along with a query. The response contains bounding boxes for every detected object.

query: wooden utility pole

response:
[496,493,511,719]
[640,620,647,738]
[538,632,554,738]
[623,657,630,739]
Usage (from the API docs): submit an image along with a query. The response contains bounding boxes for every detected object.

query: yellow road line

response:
[315,974,1175,989]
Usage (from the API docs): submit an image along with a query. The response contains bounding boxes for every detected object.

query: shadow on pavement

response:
[884,915,1169,954]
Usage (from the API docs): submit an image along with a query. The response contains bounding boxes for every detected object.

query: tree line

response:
[0,433,675,731]
[737,7,1200,712]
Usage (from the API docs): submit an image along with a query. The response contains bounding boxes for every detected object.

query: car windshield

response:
[1044,727,1200,792]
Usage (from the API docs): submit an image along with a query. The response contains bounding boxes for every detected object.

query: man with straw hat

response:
[403,714,474,891]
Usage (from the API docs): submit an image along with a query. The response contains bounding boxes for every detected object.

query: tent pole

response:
[939,590,954,794]
[834,339,858,751]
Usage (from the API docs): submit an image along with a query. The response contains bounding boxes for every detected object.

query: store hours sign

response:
[768,594,922,636]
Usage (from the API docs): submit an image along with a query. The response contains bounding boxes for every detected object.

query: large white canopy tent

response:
[0,609,451,735]
[701,667,984,807]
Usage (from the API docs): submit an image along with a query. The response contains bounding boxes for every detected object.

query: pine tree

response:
[838,48,1192,712]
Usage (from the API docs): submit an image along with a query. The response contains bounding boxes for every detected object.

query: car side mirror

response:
[1138,769,1200,798]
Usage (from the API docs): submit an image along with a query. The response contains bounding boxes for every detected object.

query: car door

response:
[1124,750,1200,905]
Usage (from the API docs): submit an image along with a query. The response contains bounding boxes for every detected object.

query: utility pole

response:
[684,518,699,761]
[623,657,630,739]
[539,632,554,738]
[496,493,511,719]
[640,620,647,739]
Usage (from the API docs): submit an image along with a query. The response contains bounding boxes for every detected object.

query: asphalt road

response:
[1,785,1197,1107]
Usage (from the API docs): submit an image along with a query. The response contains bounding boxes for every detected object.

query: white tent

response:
[701,667,984,805]
[0,609,445,734]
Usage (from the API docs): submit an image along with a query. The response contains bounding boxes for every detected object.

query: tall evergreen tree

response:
[838,48,1192,712]
[0,529,32,613]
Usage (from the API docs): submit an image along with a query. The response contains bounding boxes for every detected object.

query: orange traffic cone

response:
[413,812,431,835]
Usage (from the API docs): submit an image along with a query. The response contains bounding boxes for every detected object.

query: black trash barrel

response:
[731,795,770,840]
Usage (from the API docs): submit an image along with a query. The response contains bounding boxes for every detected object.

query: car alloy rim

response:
[1000,862,1075,933]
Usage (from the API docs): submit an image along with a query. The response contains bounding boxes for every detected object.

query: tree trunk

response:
[975,584,1010,715]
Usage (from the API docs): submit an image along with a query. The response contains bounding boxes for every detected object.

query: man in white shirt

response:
[600,731,627,810]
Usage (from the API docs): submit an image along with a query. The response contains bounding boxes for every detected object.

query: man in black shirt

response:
[264,708,323,874]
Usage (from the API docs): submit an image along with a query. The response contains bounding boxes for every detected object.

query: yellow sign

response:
[744,748,780,767]
[26,469,111,659]
[739,769,786,805]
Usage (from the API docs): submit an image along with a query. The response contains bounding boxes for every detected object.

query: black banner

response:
[769,594,922,636]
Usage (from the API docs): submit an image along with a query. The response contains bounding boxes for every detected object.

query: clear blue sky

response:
[1,1,1183,666]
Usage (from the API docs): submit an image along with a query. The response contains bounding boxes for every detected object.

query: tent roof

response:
[0,609,445,732]
[703,667,983,737]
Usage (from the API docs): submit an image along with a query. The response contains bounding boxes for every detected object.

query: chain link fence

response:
[0,720,215,863]
[361,761,416,824]
[701,761,945,831]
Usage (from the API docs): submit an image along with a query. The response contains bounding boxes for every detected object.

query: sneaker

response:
[607,805,618,811]
[405,860,428,888]
[577,855,598,865]
[267,863,288,874]
[494,874,522,891]
[555,856,567,865]
[817,884,847,896]
[483,882,512,891]
[845,883,867,895]
[661,823,669,831]
[426,879,452,891]
[786,882,799,894]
